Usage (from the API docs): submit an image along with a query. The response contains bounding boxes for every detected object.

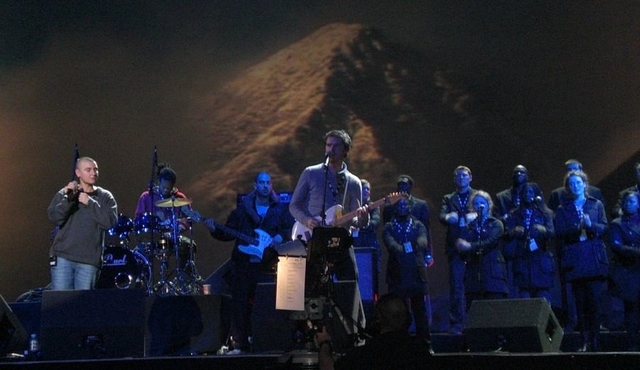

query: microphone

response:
[534,195,543,203]
[63,181,78,201]
[324,152,332,167]
[478,204,485,212]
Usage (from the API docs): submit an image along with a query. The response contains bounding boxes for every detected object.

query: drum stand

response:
[152,203,203,296]
[175,218,204,294]
[153,250,177,296]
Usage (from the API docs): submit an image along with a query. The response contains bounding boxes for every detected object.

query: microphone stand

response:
[320,154,331,227]
[476,209,485,297]
[147,146,157,296]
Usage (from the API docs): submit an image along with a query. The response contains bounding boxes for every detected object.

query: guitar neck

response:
[331,196,391,227]
[214,222,257,246]
[191,213,257,246]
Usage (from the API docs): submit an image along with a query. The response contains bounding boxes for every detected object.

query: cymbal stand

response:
[182,218,203,294]
[153,204,181,296]
[153,247,177,296]
[169,216,203,295]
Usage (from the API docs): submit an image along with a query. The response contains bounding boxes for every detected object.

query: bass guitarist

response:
[202,171,294,355]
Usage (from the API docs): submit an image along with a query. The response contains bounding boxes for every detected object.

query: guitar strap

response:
[340,172,349,208]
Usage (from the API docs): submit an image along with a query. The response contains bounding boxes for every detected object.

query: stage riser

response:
[7,291,223,361]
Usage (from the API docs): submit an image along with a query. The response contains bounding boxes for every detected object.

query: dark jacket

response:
[609,214,640,301]
[505,206,555,288]
[459,216,508,294]
[439,189,477,257]
[212,190,294,264]
[554,197,608,282]
[383,216,430,296]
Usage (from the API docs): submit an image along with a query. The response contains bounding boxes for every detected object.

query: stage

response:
[2,343,640,370]
[2,289,640,369]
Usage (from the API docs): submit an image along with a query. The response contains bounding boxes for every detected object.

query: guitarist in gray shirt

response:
[289,130,370,279]
[289,129,370,345]
[203,171,293,354]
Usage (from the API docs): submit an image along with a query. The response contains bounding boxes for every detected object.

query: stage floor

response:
[3,331,640,370]
[2,348,640,370]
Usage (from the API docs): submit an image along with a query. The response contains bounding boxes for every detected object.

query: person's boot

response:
[627,309,639,351]
[589,331,601,352]
[577,325,590,352]
[578,316,591,352]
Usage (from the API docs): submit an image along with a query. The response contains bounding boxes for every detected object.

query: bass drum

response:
[96,247,151,290]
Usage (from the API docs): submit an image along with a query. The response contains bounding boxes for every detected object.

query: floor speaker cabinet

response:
[8,301,41,338]
[353,247,378,302]
[145,294,222,356]
[203,258,234,297]
[464,298,564,353]
[40,289,146,360]
[251,282,298,353]
[354,247,378,320]
[0,295,28,354]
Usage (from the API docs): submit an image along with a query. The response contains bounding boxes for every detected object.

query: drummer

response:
[134,164,193,259]
[135,164,190,229]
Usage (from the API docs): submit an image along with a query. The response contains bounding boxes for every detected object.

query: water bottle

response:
[28,333,41,361]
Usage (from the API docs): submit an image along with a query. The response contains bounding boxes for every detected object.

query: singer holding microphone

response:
[454,190,508,311]
[47,156,118,290]
[504,182,555,302]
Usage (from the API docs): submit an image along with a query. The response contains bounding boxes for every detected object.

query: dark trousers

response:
[448,255,466,332]
[408,294,431,341]
[229,262,274,350]
[624,300,640,349]
[573,277,606,348]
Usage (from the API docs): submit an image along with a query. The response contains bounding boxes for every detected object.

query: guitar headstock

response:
[384,192,409,206]
[182,207,203,222]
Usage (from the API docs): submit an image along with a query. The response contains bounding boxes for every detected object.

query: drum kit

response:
[96,197,203,296]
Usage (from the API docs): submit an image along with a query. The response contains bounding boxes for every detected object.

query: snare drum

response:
[104,214,133,248]
[134,212,162,243]
[152,234,196,257]
[96,247,151,290]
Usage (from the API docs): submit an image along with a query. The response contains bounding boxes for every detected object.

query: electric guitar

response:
[183,209,273,260]
[291,192,407,241]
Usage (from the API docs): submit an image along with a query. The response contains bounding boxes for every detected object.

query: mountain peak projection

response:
[188,22,458,215]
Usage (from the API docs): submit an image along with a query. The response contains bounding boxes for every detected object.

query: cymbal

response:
[154,198,192,208]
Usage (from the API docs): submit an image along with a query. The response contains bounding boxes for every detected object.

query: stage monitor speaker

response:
[0,295,28,354]
[40,289,145,360]
[8,301,41,342]
[145,295,222,356]
[203,258,234,297]
[251,282,298,353]
[465,298,563,353]
[354,247,378,302]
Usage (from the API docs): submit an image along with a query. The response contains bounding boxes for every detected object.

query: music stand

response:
[296,227,366,350]
[307,227,351,265]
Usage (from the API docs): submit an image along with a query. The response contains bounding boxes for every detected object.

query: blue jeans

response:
[51,257,99,290]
